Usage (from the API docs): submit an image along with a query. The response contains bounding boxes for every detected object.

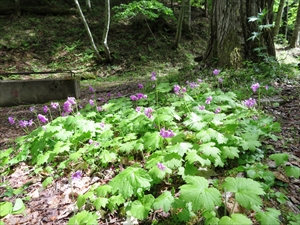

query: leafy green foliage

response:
[219,213,252,225]
[109,167,153,198]
[179,176,222,211]
[269,153,290,166]
[113,0,174,22]
[256,208,281,225]
[3,73,285,224]
[222,177,265,210]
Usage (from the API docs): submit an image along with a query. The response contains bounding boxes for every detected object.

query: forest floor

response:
[0,2,300,224]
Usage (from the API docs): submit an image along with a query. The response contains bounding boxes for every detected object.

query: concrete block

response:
[0,79,80,107]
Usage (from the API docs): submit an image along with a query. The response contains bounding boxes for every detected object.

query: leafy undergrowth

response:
[1,71,300,225]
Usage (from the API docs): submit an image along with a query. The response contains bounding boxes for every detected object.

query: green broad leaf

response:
[168,142,192,156]
[164,152,182,169]
[240,133,261,151]
[211,113,226,126]
[119,141,136,153]
[156,82,172,93]
[183,93,194,102]
[42,177,53,188]
[179,176,222,211]
[154,114,173,124]
[153,191,174,212]
[197,128,227,144]
[143,132,161,151]
[109,167,152,198]
[53,141,70,154]
[0,201,13,217]
[99,150,117,166]
[77,194,86,209]
[219,213,252,225]
[183,112,207,131]
[256,208,281,225]
[221,146,239,159]
[222,177,265,209]
[178,163,199,177]
[36,152,50,166]
[12,198,25,214]
[107,194,125,212]
[202,210,219,225]
[54,129,74,141]
[148,164,171,183]
[94,185,112,197]
[93,197,108,210]
[129,194,155,220]
[85,111,97,118]
[269,153,289,166]
[67,210,98,225]
[69,148,86,161]
[199,142,220,158]
[123,133,137,142]
[145,151,164,169]
[285,166,300,178]
[185,150,211,166]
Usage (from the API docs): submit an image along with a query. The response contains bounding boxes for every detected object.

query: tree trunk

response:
[184,0,191,30]
[204,0,208,17]
[288,0,300,48]
[174,0,186,48]
[86,0,91,12]
[273,0,285,36]
[74,0,103,63]
[103,0,112,62]
[204,0,276,68]
[15,0,21,17]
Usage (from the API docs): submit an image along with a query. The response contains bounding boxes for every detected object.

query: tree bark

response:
[74,0,103,63]
[273,0,286,36]
[204,0,276,68]
[288,0,300,48]
[174,0,186,48]
[103,0,112,62]
[15,0,21,17]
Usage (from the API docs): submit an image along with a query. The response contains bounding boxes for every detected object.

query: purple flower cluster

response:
[138,84,144,89]
[51,102,59,109]
[213,69,220,75]
[151,72,157,81]
[174,84,181,94]
[160,128,175,138]
[63,97,77,114]
[205,96,213,104]
[243,98,257,108]
[215,107,221,114]
[157,162,166,171]
[43,105,49,113]
[173,84,187,95]
[8,117,15,125]
[186,81,199,89]
[38,114,48,123]
[72,170,82,180]
[19,119,34,128]
[144,107,154,118]
[251,83,260,92]
[89,86,95,93]
[130,93,147,101]
[198,105,205,110]
[89,99,94,106]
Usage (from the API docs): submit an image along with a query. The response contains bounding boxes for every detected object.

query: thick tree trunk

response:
[273,0,286,36]
[288,0,300,48]
[204,0,276,68]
